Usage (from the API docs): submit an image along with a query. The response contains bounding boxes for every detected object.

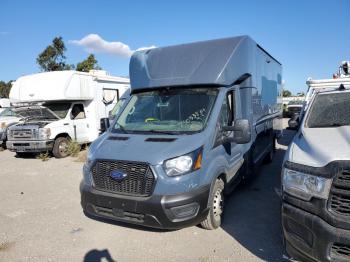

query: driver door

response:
[71,103,89,143]
[216,88,244,182]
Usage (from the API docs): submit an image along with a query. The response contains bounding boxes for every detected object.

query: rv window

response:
[44,102,71,119]
[103,89,119,104]
[71,104,86,120]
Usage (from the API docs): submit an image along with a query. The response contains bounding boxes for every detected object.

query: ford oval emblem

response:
[110,170,127,181]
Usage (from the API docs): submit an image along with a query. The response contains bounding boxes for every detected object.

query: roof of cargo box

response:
[129,35,280,92]
[10,70,129,103]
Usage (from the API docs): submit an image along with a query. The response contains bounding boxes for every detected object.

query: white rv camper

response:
[7,70,129,158]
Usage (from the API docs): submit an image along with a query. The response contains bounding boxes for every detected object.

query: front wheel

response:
[201,178,225,230]
[52,137,70,158]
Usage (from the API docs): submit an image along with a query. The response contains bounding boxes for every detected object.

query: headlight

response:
[83,153,94,186]
[38,128,51,140]
[282,167,332,201]
[164,147,203,177]
[0,122,7,129]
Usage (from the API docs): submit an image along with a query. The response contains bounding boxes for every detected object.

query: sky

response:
[0,0,349,94]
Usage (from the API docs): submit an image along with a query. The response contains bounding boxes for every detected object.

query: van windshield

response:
[306,91,350,128]
[113,88,218,134]
[43,102,71,119]
[13,107,59,120]
[109,98,126,119]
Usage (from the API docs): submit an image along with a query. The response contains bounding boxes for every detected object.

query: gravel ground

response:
[0,120,294,262]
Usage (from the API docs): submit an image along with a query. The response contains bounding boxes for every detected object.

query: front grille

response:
[329,170,350,216]
[91,160,155,197]
[12,129,33,139]
[331,243,350,260]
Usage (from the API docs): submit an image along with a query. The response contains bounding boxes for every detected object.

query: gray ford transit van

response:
[80,36,282,229]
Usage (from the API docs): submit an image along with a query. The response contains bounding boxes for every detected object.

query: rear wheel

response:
[201,178,225,230]
[53,137,70,158]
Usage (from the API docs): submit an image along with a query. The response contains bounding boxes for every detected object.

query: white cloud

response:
[70,34,155,57]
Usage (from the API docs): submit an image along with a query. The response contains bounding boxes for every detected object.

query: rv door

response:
[70,103,89,143]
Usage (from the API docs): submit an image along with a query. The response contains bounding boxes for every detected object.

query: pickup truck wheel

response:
[201,178,225,230]
[53,137,70,158]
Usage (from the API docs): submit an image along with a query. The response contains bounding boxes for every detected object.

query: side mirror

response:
[223,119,251,144]
[108,111,114,120]
[288,119,299,130]
[233,119,251,144]
[288,113,300,130]
[100,118,110,133]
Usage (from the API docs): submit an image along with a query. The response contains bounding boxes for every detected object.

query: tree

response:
[0,81,12,98]
[283,89,292,97]
[36,36,73,71]
[297,92,305,97]
[76,54,101,72]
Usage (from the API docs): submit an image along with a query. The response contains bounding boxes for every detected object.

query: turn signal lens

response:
[194,151,202,170]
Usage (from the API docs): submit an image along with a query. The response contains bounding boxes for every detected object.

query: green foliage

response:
[0,81,12,98]
[36,36,74,71]
[283,89,292,97]
[37,151,50,161]
[67,140,81,157]
[76,54,101,72]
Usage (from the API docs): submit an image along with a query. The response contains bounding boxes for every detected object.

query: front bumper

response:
[6,140,54,152]
[80,182,210,230]
[282,203,350,262]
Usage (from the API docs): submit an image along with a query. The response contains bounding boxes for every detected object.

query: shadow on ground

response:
[83,249,116,262]
[221,128,295,261]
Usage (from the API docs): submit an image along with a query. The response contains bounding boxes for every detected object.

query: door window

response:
[227,91,235,125]
[215,90,235,146]
[71,104,86,119]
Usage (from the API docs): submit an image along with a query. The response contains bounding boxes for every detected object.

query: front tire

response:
[52,137,70,158]
[201,178,225,230]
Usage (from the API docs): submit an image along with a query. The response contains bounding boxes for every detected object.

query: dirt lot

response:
[0,121,294,262]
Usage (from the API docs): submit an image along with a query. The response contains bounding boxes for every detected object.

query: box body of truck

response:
[6,70,129,157]
[80,36,282,229]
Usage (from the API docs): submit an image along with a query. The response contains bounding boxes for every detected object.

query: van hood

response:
[0,116,21,123]
[89,132,207,166]
[289,127,350,167]
[11,120,55,129]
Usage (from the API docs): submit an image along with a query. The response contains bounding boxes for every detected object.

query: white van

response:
[7,70,129,157]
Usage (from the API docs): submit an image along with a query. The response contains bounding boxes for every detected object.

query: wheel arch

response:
[54,133,71,141]
[207,170,227,208]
